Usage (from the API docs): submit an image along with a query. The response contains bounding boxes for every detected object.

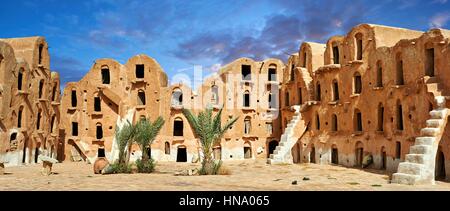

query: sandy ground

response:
[1,159,450,191]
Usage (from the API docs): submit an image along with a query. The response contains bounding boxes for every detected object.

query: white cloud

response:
[429,12,450,28]
[432,0,448,4]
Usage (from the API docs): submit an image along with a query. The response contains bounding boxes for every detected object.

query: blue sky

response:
[0,0,449,88]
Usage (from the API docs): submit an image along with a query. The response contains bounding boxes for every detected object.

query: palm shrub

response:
[134,117,165,173]
[182,107,238,175]
[115,120,136,164]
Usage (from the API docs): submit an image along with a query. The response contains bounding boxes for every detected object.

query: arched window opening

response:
[377,103,384,132]
[268,67,277,81]
[354,109,363,132]
[285,92,289,107]
[298,88,303,104]
[18,69,24,91]
[241,65,251,80]
[173,118,184,136]
[353,72,362,94]
[396,53,404,85]
[316,114,320,130]
[165,142,170,155]
[96,123,103,139]
[331,114,338,132]
[397,101,404,131]
[332,43,340,64]
[425,48,435,77]
[243,91,250,107]
[332,80,339,101]
[376,60,383,87]
[211,85,219,105]
[101,66,110,84]
[71,89,77,107]
[172,89,183,106]
[395,141,401,159]
[355,33,363,60]
[244,117,251,134]
[94,96,101,112]
[138,90,146,105]
[18,106,23,128]
[38,44,44,65]
[38,80,44,99]
[315,83,321,101]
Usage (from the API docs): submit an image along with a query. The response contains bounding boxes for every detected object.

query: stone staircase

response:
[392,77,449,185]
[268,105,307,164]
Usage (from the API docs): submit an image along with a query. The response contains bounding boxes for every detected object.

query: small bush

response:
[108,162,132,174]
[198,160,231,175]
[136,159,156,173]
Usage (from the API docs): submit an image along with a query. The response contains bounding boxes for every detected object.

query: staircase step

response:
[275,146,282,151]
[430,109,448,119]
[426,119,443,128]
[406,154,429,164]
[410,145,432,154]
[420,127,440,137]
[426,83,440,92]
[391,173,420,185]
[397,162,423,175]
[279,142,286,147]
[415,137,435,145]
[435,96,446,108]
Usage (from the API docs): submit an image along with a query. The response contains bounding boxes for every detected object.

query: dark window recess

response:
[72,122,79,136]
[177,147,187,162]
[355,111,363,132]
[136,64,145,78]
[94,97,101,112]
[244,93,250,107]
[268,68,277,81]
[98,148,105,158]
[36,112,42,130]
[138,91,146,105]
[18,71,23,91]
[333,46,340,64]
[71,90,77,107]
[333,81,339,101]
[173,120,184,136]
[38,80,44,99]
[17,108,23,128]
[425,48,435,77]
[38,44,44,65]
[397,104,404,130]
[101,68,110,84]
[354,74,362,94]
[96,125,103,139]
[395,142,401,159]
[241,65,251,80]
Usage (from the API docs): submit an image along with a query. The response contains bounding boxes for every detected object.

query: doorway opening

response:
[176,146,187,162]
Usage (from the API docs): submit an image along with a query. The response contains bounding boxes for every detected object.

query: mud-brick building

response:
[0,37,61,167]
[271,24,450,185]
[60,54,284,164]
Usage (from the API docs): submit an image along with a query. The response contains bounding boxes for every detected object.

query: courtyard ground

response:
[1,159,449,191]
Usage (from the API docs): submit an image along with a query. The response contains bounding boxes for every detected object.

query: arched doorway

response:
[381,146,387,170]
[355,141,364,167]
[268,140,278,158]
[310,144,316,163]
[176,146,187,162]
[244,142,252,159]
[436,149,446,180]
[331,145,338,165]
